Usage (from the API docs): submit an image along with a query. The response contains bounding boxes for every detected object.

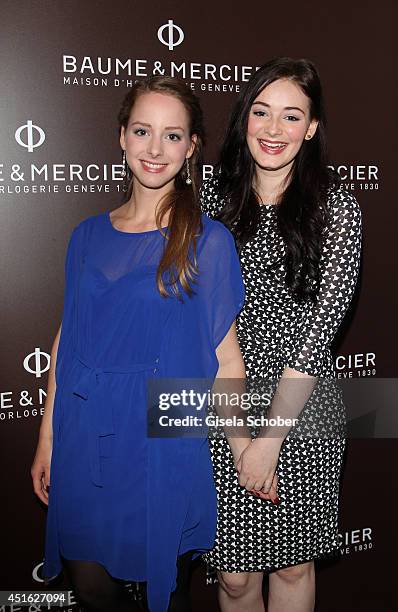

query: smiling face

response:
[246,78,318,178]
[120,91,196,192]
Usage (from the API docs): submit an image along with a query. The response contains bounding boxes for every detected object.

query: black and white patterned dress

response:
[200,176,362,572]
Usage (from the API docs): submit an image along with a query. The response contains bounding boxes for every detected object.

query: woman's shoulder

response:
[199,174,226,218]
[71,212,106,235]
[326,186,362,228]
[66,213,107,252]
[326,185,362,238]
[199,213,236,252]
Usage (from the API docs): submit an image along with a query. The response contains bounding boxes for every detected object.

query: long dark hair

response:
[217,57,335,301]
[118,76,204,298]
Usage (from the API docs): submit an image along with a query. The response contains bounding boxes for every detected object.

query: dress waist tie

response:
[72,353,157,487]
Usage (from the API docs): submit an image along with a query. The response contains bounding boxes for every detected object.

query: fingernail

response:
[272,497,281,505]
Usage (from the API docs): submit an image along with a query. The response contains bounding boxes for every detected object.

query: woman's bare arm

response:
[214,322,251,463]
[31,324,61,504]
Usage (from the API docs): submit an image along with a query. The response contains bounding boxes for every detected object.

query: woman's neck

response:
[253,164,290,204]
[125,181,172,227]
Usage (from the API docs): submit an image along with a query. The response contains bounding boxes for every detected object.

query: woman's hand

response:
[31,437,52,505]
[228,437,252,468]
[236,437,281,499]
[249,472,279,503]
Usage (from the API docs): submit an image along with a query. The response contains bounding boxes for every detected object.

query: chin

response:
[255,155,295,172]
[137,174,174,190]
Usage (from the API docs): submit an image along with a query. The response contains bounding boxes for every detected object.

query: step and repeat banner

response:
[1,1,396,610]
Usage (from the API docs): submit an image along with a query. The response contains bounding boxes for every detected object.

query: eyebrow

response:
[129,121,185,130]
[252,101,305,115]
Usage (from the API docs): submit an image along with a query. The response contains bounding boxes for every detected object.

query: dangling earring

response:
[121,150,127,177]
[185,158,192,185]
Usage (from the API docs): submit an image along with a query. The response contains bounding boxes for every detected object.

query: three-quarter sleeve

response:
[286,190,362,376]
[62,228,79,307]
[198,218,245,349]
[61,221,88,321]
[55,220,90,383]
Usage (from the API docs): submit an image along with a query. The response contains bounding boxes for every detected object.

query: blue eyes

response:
[133,129,181,140]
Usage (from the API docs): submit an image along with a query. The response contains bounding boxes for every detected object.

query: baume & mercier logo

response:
[335,352,376,378]
[0,348,52,423]
[15,120,46,152]
[62,19,258,93]
[339,527,373,555]
[0,122,124,196]
[328,163,379,192]
[157,20,184,51]
[23,347,51,379]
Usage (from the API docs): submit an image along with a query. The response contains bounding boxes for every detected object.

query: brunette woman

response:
[201,57,362,612]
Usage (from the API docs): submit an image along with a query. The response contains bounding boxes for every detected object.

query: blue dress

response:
[43,211,245,611]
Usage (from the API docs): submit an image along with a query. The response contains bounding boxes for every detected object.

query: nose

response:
[264,116,282,137]
[146,134,163,158]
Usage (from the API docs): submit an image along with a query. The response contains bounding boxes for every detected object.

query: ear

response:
[305,119,319,140]
[119,126,126,150]
[186,133,198,159]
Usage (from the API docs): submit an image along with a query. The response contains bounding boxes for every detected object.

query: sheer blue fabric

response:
[43,212,245,611]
